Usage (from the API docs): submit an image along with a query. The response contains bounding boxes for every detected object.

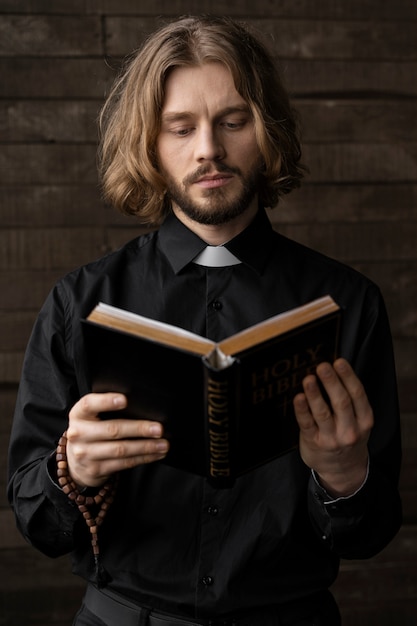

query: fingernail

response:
[156,441,169,452]
[149,423,162,436]
[113,395,126,407]
[305,378,316,392]
[335,359,348,373]
[320,364,332,377]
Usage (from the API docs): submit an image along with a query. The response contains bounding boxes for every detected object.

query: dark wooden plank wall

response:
[1,1,416,624]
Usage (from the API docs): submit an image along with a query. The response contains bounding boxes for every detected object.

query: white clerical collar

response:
[192,245,241,267]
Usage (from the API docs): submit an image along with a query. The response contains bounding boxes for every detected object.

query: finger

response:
[293,392,317,434]
[66,431,170,486]
[89,417,165,441]
[301,372,336,434]
[70,435,169,466]
[70,392,127,421]
[69,393,166,441]
[333,359,374,431]
[103,448,169,475]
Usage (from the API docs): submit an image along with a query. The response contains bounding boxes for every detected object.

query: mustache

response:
[184,163,241,186]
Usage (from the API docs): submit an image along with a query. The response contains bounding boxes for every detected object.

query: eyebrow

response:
[160,105,251,124]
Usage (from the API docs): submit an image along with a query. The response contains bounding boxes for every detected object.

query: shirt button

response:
[211,300,223,311]
[207,505,219,516]
[201,575,214,586]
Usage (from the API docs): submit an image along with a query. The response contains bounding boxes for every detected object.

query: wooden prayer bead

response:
[56,431,119,587]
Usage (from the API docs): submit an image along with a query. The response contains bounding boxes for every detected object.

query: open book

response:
[83,295,342,486]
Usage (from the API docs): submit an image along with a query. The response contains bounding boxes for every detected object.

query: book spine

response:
[203,360,237,487]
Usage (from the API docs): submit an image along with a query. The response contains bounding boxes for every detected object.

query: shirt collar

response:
[158,208,274,275]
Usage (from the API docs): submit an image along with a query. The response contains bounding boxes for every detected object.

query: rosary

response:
[56,432,119,587]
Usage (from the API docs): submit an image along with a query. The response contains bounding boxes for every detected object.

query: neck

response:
[172,200,259,245]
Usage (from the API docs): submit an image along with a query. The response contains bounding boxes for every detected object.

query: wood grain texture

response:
[1,1,416,624]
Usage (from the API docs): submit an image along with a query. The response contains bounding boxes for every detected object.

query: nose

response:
[195,125,225,162]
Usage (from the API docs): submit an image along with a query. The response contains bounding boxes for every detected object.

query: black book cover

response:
[82,298,341,486]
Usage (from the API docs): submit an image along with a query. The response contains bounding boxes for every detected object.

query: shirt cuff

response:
[310,457,370,504]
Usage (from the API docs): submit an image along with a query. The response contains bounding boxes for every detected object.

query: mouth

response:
[194,173,234,189]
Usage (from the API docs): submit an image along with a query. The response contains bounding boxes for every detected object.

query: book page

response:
[88,302,215,356]
[218,296,339,356]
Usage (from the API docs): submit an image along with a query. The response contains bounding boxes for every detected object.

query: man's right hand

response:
[65,392,169,488]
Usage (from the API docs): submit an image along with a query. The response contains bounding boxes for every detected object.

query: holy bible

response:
[82,295,341,486]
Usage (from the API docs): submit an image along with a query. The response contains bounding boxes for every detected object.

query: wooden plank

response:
[266,221,417,262]
[401,413,417,448]
[0,353,24,384]
[1,434,12,506]
[0,100,101,143]
[2,145,98,185]
[0,15,102,56]
[0,311,37,351]
[297,100,417,143]
[252,19,417,61]
[0,451,17,509]
[105,17,417,60]
[303,143,417,183]
[0,227,107,270]
[0,185,129,227]
[393,339,417,381]
[2,58,416,98]
[0,271,64,309]
[1,586,85,626]
[401,448,417,521]
[400,412,417,513]
[399,380,417,413]
[401,492,417,524]
[2,0,417,20]
[0,386,17,434]
[0,546,84,592]
[337,603,417,626]
[350,261,417,338]
[285,60,417,97]
[275,184,417,222]
[402,492,417,524]
[331,533,417,624]
[0,58,112,98]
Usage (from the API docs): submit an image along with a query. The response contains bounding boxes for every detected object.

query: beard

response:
[162,162,261,226]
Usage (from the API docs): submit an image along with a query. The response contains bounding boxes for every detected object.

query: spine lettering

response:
[207,377,231,478]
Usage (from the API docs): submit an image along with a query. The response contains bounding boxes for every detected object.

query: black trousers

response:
[73,584,342,626]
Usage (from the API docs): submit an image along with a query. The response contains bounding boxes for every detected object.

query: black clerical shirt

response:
[8,209,402,618]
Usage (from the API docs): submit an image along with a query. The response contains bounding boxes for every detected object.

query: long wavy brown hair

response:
[98,15,305,225]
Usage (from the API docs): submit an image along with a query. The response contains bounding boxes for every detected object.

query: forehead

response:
[161,62,247,114]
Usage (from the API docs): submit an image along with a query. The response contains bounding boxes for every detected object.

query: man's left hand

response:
[293,358,374,497]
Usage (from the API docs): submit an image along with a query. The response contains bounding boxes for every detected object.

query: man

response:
[8,15,401,626]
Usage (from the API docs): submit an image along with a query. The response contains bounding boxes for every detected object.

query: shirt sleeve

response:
[307,284,402,559]
[7,282,84,557]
